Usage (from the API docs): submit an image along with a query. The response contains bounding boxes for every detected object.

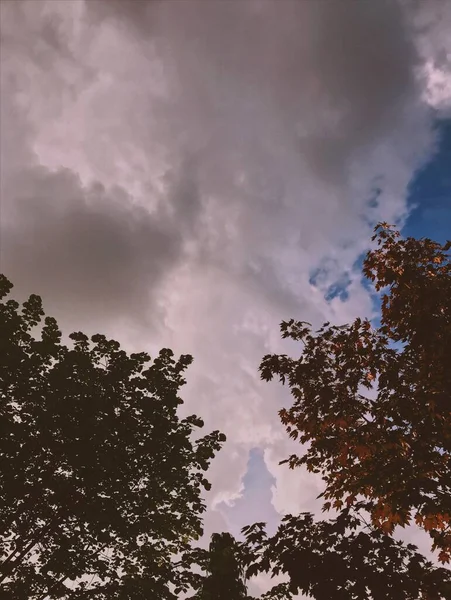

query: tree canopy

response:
[243,511,451,599]
[242,224,451,598]
[193,532,250,600]
[0,274,225,599]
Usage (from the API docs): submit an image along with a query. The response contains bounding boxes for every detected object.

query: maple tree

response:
[240,223,451,598]
[243,510,451,599]
[0,274,225,599]
[259,223,451,561]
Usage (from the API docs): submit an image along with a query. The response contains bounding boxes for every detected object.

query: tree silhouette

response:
[0,274,225,599]
[243,512,451,599]
[194,533,250,600]
[242,224,451,598]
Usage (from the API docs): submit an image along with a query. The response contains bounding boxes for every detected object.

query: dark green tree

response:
[241,224,451,598]
[243,512,451,599]
[0,274,225,599]
[195,533,250,600]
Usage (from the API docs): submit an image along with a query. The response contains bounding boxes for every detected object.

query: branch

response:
[0,535,42,583]
[35,542,112,600]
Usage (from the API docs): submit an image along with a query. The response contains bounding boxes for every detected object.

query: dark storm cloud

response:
[1,0,434,322]
[89,0,423,187]
[0,0,438,342]
[0,162,201,330]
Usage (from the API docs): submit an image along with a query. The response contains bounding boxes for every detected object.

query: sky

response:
[0,0,450,596]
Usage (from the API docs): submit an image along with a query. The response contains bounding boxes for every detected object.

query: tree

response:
[242,224,451,598]
[194,533,250,600]
[243,511,451,599]
[0,274,225,599]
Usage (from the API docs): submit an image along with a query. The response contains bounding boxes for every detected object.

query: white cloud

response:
[405,0,451,114]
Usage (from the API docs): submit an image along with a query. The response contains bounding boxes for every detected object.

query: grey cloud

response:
[1,0,436,319]
[91,0,424,186]
[79,0,435,313]
[0,162,201,332]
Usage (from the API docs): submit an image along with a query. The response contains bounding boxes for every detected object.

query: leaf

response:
[256,222,451,564]
[0,276,224,599]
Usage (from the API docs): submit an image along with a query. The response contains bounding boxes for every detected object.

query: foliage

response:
[243,224,451,598]
[259,224,451,561]
[0,274,225,599]
[243,511,451,599]
[192,532,251,600]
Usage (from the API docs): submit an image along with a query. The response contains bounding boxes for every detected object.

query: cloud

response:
[406,0,451,114]
[218,448,279,539]
[1,1,449,572]
[0,163,203,333]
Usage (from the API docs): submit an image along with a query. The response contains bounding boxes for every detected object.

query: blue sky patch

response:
[404,118,451,244]
[218,448,279,539]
